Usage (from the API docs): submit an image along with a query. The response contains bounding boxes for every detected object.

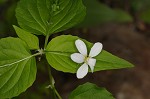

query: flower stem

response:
[44,35,62,99]
[47,64,62,99]
[54,88,62,99]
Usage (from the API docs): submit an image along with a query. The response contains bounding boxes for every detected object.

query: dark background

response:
[0,0,150,99]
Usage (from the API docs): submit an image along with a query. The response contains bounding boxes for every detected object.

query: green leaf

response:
[78,0,132,27]
[46,35,133,73]
[69,82,115,99]
[16,0,86,35]
[13,25,39,50]
[0,37,37,98]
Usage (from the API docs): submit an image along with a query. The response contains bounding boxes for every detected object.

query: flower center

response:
[84,56,90,64]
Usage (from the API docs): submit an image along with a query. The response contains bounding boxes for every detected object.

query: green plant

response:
[0,0,133,98]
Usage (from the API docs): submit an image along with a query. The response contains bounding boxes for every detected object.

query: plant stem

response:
[44,35,50,49]
[54,88,62,99]
[47,64,62,99]
[44,35,62,99]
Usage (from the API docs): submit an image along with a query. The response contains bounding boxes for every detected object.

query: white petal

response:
[75,39,87,56]
[87,58,96,72]
[71,53,84,63]
[89,42,103,57]
[76,63,88,79]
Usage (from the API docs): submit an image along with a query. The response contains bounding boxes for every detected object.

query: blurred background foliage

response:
[1,0,150,99]
[1,0,150,36]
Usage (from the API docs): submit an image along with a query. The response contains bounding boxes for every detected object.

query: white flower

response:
[71,39,103,79]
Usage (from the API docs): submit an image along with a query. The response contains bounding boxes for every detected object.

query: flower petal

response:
[76,63,88,79]
[75,39,87,56]
[71,53,84,63]
[87,58,96,72]
[89,42,103,57]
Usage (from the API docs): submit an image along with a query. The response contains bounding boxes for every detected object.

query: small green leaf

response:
[46,35,133,73]
[0,37,37,98]
[69,82,115,99]
[13,25,39,50]
[16,0,86,35]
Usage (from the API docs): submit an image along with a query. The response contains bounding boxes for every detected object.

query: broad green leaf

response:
[46,35,133,73]
[0,37,37,98]
[13,25,39,50]
[69,82,115,99]
[16,0,86,35]
[78,0,132,27]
